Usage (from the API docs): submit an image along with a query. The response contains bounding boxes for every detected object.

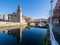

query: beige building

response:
[3,15,9,21]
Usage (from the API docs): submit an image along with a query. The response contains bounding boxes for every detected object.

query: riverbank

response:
[45,24,51,45]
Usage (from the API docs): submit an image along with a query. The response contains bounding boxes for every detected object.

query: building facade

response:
[3,5,26,23]
[52,0,60,24]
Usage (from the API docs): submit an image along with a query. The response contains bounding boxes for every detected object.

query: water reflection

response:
[20,26,26,42]
[21,27,47,45]
[0,33,18,45]
[0,26,47,45]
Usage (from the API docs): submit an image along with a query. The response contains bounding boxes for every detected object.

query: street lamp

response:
[50,0,53,45]
[50,0,53,16]
[50,0,53,26]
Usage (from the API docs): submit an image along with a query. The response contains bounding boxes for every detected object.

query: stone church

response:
[3,5,26,23]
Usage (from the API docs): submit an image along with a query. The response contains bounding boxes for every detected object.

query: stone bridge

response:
[27,21,47,27]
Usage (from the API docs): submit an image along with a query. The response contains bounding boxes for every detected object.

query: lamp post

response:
[50,0,53,45]
[50,0,53,27]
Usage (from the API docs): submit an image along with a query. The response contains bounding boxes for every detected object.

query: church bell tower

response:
[17,5,22,23]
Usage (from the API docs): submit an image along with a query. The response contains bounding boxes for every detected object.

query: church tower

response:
[17,5,22,23]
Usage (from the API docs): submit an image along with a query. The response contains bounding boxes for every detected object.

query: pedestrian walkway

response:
[49,24,59,45]
[52,24,60,45]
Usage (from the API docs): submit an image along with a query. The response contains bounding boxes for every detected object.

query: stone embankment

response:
[0,22,27,28]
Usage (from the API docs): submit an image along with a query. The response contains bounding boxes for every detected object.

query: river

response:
[0,26,47,45]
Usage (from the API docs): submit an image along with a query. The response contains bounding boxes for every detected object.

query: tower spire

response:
[18,4,21,8]
[17,4,22,12]
[17,4,22,23]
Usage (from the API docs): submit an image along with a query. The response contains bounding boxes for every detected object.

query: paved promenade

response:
[52,24,60,44]
[0,21,27,28]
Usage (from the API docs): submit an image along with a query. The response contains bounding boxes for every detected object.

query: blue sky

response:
[0,0,57,19]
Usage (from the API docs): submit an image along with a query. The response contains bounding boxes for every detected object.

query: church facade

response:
[3,5,26,23]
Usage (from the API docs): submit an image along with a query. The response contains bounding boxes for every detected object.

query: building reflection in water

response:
[0,26,33,45]
[20,26,26,42]
[0,26,47,45]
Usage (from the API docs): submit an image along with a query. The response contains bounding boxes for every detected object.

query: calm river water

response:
[0,26,47,45]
